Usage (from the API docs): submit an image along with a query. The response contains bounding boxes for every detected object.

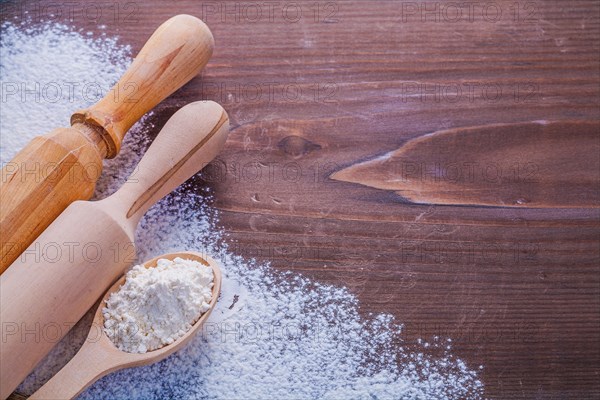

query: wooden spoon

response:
[29,251,222,400]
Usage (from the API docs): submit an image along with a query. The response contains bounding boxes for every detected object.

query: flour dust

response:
[0,21,485,399]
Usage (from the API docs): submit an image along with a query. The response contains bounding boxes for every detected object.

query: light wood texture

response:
[71,14,215,156]
[332,120,600,208]
[0,14,214,274]
[0,101,229,400]
[29,252,222,400]
[0,127,104,273]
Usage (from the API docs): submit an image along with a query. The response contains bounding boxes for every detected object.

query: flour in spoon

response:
[103,258,214,353]
[2,21,485,399]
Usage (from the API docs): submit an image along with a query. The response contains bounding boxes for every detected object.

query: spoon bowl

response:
[30,251,222,400]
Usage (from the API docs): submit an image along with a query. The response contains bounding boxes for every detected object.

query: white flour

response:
[0,21,131,165]
[103,258,214,353]
[1,21,485,399]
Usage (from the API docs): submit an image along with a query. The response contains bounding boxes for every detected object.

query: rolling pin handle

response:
[105,101,229,228]
[71,14,215,158]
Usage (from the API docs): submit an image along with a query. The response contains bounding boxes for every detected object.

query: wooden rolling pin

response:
[0,14,214,273]
[0,101,229,399]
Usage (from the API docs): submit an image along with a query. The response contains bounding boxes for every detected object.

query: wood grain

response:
[29,252,222,400]
[0,14,214,273]
[0,102,229,399]
[1,0,599,398]
[331,120,600,207]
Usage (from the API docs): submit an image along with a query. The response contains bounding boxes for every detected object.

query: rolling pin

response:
[0,100,230,399]
[0,14,214,273]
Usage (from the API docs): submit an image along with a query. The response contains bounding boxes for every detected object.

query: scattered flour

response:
[103,258,215,354]
[0,21,131,165]
[1,21,485,399]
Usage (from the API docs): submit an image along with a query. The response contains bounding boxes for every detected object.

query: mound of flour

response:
[103,258,214,353]
[1,21,485,399]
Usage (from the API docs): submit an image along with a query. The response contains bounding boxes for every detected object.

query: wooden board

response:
[2,0,599,398]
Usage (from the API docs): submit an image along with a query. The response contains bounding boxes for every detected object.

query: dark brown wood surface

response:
[2,0,599,398]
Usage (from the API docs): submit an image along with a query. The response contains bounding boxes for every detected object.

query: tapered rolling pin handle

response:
[71,14,214,158]
[107,100,229,228]
[0,101,228,400]
[0,15,213,274]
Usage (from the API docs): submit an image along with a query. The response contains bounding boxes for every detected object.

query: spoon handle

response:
[0,15,214,275]
[29,340,121,400]
[71,14,215,158]
[105,100,229,227]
